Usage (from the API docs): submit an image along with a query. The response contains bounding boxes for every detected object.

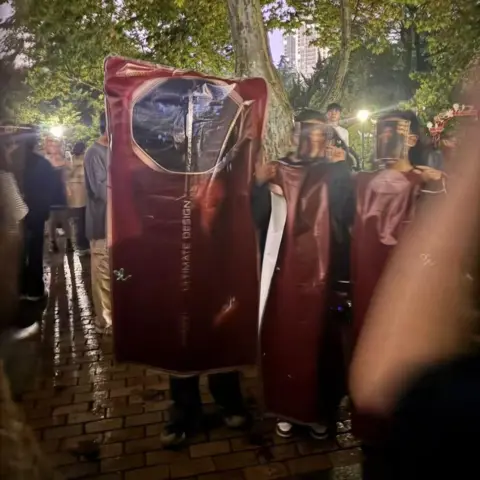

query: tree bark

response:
[226,0,293,160]
[317,0,352,110]
[404,26,413,75]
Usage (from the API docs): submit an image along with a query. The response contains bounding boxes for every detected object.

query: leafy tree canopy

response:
[2,0,480,141]
[409,0,480,117]
[6,0,236,140]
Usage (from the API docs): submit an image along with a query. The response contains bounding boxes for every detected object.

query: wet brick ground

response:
[1,246,363,479]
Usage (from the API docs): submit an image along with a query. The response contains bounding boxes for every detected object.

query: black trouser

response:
[20,218,46,297]
[317,285,352,426]
[362,445,391,480]
[169,371,245,430]
[71,207,89,250]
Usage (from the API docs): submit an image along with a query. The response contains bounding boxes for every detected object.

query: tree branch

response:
[317,0,352,109]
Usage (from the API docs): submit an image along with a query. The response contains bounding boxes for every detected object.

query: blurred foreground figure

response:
[0,364,55,479]
[15,128,56,303]
[0,128,54,478]
[0,128,27,331]
[350,101,480,478]
[259,110,354,440]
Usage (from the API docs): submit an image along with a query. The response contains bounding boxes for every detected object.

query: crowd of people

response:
[0,114,112,338]
[0,93,479,480]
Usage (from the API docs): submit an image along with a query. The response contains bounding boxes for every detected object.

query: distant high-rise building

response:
[283,26,326,78]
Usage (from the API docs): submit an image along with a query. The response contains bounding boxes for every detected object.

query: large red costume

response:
[104,57,268,373]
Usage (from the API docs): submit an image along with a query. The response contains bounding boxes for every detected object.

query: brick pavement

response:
[5,250,363,479]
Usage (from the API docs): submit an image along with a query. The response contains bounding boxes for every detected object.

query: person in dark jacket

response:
[17,128,56,302]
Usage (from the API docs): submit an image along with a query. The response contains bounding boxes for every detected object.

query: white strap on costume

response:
[258,190,287,331]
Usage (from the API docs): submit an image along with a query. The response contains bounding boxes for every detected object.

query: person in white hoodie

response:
[327,103,349,147]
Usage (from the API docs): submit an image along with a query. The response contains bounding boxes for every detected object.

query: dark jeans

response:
[169,371,245,430]
[362,446,390,480]
[20,219,46,297]
[315,288,352,426]
[70,207,89,250]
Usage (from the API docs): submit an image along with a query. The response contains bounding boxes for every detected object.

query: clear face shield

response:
[374,117,411,168]
[292,120,335,161]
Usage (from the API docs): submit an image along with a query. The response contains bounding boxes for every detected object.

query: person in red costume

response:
[257,110,355,441]
[350,87,480,478]
[350,110,443,453]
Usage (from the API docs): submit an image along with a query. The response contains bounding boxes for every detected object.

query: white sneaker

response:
[160,425,186,447]
[94,323,113,335]
[224,414,247,429]
[13,322,40,340]
[309,423,328,440]
[20,293,46,302]
[276,421,293,438]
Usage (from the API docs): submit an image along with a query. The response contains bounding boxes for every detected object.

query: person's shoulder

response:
[85,142,107,161]
[32,152,54,171]
[84,142,96,156]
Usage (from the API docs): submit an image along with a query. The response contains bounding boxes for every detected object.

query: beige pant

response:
[90,239,112,328]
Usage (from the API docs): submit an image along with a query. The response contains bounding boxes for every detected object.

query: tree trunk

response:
[317,0,352,110]
[404,26,413,75]
[226,0,293,160]
[402,24,414,96]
